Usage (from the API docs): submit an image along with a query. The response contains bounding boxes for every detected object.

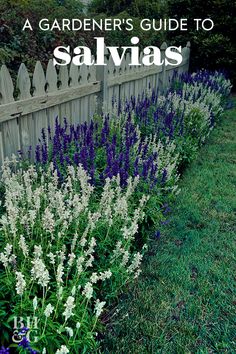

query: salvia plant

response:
[118,70,231,165]
[34,113,179,193]
[0,160,148,352]
[33,108,180,235]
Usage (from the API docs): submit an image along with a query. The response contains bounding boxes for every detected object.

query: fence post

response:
[0,131,4,166]
[160,42,167,93]
[186,41,191,71]
[96,49,109,115]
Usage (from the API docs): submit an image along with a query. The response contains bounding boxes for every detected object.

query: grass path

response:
[101,102,236,353]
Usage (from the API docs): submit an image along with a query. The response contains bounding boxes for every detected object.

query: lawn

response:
[101,99,236,353]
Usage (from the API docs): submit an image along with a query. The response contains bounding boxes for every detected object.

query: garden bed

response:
[0,70,232,353]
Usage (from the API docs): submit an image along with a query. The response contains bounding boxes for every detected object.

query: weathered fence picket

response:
[0,42,190,165]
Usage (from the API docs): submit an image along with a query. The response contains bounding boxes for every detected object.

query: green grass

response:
[101,101,236,353]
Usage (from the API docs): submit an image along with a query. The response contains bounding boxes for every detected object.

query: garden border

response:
[0,42,190,165]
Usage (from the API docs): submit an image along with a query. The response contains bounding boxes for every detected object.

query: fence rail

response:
[0,41,190,165]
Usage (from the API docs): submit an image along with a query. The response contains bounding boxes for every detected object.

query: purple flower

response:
[161,169,168,185]
[33,71,229,192]
[134,157,139,176]
[41,128,47,144]
[18,333,38,353]
[35,145,41,163]
[161,219,170,225]
[18,336,30,348]
[154,230,161,239]
[19,326,29,335]
[27,146,32,160]
[41,144,48,164]
[162,203,172,215]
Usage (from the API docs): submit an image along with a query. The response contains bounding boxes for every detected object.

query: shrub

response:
[167,0,236,88]
[0,0,100,74]
[121,70,231,165]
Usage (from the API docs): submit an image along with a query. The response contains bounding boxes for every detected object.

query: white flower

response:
[122,226,130,240]
[42,207,55,234]
[121,251,129,267]
[79,235,87,247]
[19,235,29,257]
[134,269,142,279]
[114,196,128,219]
[28,209,37,225]
[0,252,9,268]
[87,212,101,231]
[47,252,56,265]
[63,296,75,321]
[31,258,50,287]
[82,282,93,299]
[90,272,99,284]
[0,243,13,268]
[71,233,78,252]
[42,348,46,354]
[56,264,64,285]
[65,326,73,337]
[76,256,84,275]
[85,237,96,256]
[142,244,148,251]
[58,248,66,263]
[44,303,54,317]
[5,243,12,257]
[33,296,38,311]
[112,241,123,258]
[57,286,63,300]
[15,271,26,296]
[94,299,106,318]
[85,255,94,268]
[33,245,43,258]
[76,322,81,329]
[127,252,143,274]
[71,286,76,296]
[68,253,75,268]
[99,270,112,281]
[55,345,69,354]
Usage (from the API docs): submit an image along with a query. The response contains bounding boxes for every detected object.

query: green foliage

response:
[89,1,167,49]
[0,0,98,73]
[95,12,165,49]
[90,0,166,18]
[167,0,236,87]
[1,0,234,87]
[90,0,235,86]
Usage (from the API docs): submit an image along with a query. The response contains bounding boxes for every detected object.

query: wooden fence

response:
[0,42,190,165]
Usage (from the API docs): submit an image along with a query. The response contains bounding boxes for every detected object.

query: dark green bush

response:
[167,0,236,88]
[0,0,100,72]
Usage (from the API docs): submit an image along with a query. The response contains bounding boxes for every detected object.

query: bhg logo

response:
[12,316,39,343]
